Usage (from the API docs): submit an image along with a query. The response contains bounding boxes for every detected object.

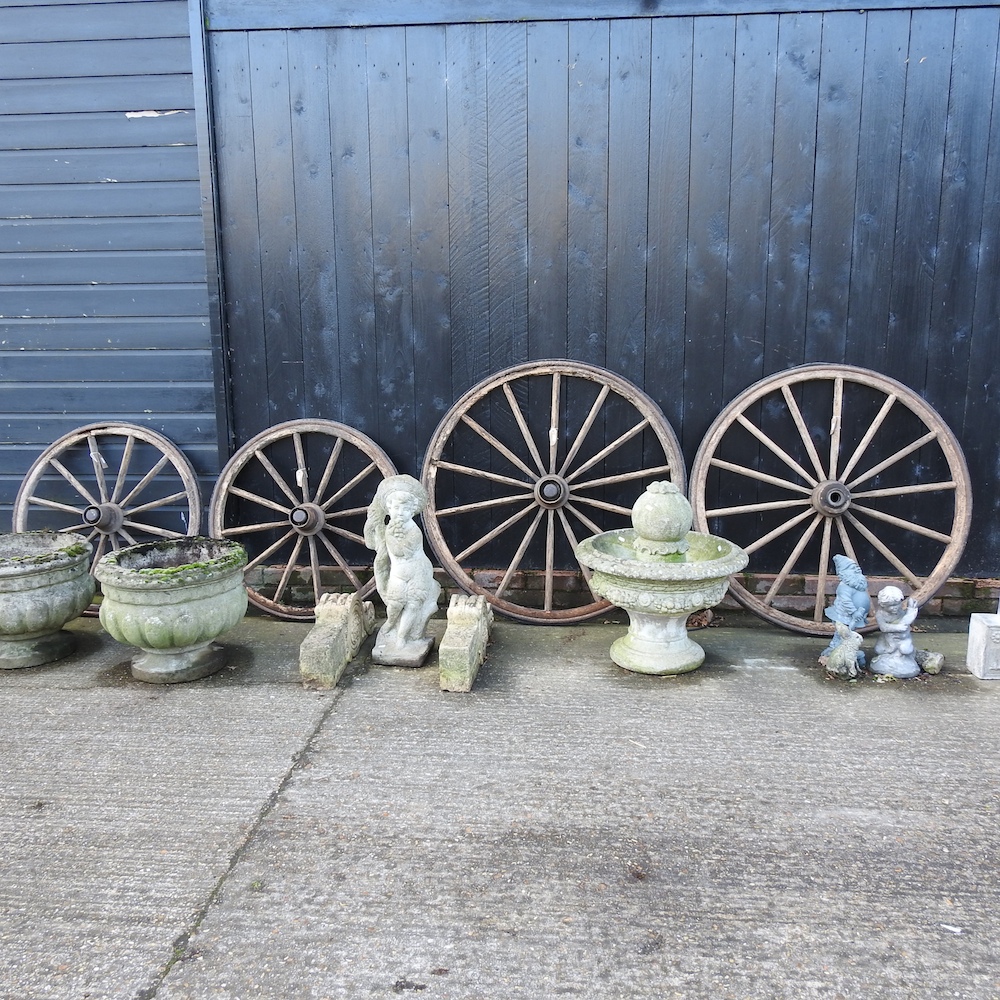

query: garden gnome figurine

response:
[870,585,920,678]
[364,474,441,667]
[820,554,870,668]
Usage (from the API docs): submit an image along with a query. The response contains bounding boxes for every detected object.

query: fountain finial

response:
[631,481,692,558]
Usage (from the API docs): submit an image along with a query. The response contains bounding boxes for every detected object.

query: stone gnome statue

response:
[820,554,871,669]
[363,474,441,667]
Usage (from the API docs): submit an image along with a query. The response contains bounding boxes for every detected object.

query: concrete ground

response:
[0,610,996,1000]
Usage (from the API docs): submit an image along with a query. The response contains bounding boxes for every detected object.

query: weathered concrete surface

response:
[2,613,997,1000]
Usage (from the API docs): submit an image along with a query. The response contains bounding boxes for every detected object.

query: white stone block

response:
[966,613,1000,680]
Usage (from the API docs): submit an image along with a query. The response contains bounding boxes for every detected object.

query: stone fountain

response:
[575,482,748,675]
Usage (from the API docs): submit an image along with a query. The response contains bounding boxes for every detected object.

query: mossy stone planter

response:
[0,531,95,669]
[95,537,248,684]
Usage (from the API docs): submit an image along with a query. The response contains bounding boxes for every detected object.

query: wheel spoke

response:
[763,513,822,606]
[558,384,610,478]
[121,519,183,540]
[780,385,827,481]
[851,481,956,500]
[850,503,952,545]
[502,382,546,475]
[564,418,650,484]
[49,458,100,507]
[460,414,539,480]
[496,509,545,599]
[308,536,323,606]
[118,527,139,546]
[743,507,816,556]
[570,464,674,492]
[839,394,896,483]
[316,531,366,592]
[436,493,535,517]
[544,510,556,612]
[847,430,938,491]
[254,450,301,507]
[313,437,344,507]
[126,491,190,517]
[321,461,380,512]
[221,518,290,536]
[325,504,370,520]
[23,495,84,517]
[706,498,811,518]
[844,512,921,588]
[709,458,811,495]
[570,495,633,518]
[229,486,290,516]
[87,433,111,503]
[272,535,305,608]
[432,460,533,491]
[323,524,367,546]
[548,372,561,474]
[110,433,136,504]
[245,529,297,572]
[92,534,108,566]
[835,516,860,566]
[828,376,844,481]
[564,501,605,537]
[557,509,598,602]
[735,413,818,487]
[118,454,171,508]
[293,432,311,503]
[455,502,538,563]
[813,515,834,621]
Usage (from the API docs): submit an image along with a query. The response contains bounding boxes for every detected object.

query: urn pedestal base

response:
[609,611,705,675]
[130,642,228,684]
[0,629,76,670]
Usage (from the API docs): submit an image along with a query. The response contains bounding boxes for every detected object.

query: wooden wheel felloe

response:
[13,423,203,599]
[422,360,686,623]
[689,364,972,635]
[209,419,396,619]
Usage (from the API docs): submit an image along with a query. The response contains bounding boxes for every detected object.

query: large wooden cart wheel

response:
[209,419,396,619]
[689,364,971,635]
[422,360,686,623]
[13,423,202,607]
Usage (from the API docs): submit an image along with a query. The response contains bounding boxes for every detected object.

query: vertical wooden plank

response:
[405,24,450,468]
[567,19,609,368]
[606,17,651,386]
[486,21,529,373]
[764,13,821,374]
[286,30,339,421]
[885,8,954,390]
[684,16,734,455]
[646,17,692,443]
[925,8,998,424]
[365,26,415,472]
[963,10,1000,571]
[526,20,569,362]
[328,26,377,440]
[847,10,909,370]
[725,13,777,403]
[806,11,864,364]
[446,22,489,394]
[248,30,304,426]
[211,32,268,444]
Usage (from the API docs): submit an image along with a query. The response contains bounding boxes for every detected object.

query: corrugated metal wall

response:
[0,0,218,525]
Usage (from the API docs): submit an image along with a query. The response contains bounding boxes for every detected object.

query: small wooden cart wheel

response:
[13,423,203,614]
[689,364,972,635]
[209,419,396,619]
[422,360,686,623]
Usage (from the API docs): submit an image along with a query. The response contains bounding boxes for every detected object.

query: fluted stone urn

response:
[576,482,748,675]
[95,537,248,683]
[0,531,95,669]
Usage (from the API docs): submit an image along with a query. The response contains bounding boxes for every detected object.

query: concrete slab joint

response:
[299,591,375,689]
[439,593,494,692]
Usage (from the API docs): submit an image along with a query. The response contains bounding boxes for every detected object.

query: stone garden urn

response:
[0,531,95,669]
[95,537,248,683]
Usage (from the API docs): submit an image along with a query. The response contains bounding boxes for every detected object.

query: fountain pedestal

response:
[576,483,748,676]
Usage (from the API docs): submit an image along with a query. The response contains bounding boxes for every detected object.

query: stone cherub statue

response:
[363,474,441,667]
[820,554,871,671]
[870,585,921,678]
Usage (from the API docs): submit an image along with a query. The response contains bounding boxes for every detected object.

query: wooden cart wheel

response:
[689,364,971,635]
[209,419,396,619]
[422,360,686,623]
[13,423,203,613]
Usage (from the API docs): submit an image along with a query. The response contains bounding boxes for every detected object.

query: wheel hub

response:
[83,503,124,533]
[289,503,326,534]
[812,480,852,516]
[534,475,570,509]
